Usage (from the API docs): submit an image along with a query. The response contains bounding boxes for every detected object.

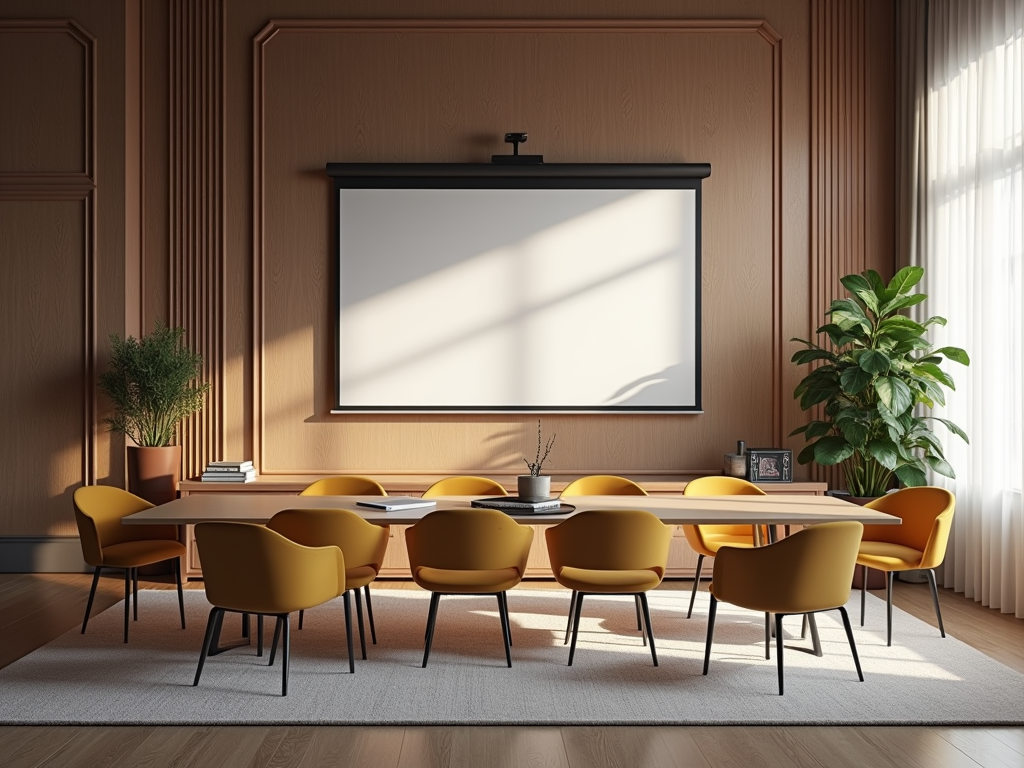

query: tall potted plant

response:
[790,266,969,498]
[519,420,557,501]
[99,321,210,505]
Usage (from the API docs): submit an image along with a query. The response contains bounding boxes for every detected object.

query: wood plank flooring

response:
[1,572,1022,768]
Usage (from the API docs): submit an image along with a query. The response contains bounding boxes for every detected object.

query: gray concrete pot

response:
[517,475,551,502]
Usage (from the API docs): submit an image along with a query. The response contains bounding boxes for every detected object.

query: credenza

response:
[177,475,827,580]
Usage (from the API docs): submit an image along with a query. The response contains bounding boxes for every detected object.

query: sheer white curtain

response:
[920,0,1024,616]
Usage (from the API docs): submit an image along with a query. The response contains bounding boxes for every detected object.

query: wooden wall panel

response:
[253,20,784,475]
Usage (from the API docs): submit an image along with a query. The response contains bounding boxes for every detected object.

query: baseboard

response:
[0,536,89,573]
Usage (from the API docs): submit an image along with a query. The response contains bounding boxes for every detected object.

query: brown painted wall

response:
[0,0,896,537]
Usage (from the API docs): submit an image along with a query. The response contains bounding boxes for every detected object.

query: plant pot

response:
[127,445,182,506]
[517,475,551,502]
[830,491,887,589]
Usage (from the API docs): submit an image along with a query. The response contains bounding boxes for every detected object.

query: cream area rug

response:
[0,587,1022,725]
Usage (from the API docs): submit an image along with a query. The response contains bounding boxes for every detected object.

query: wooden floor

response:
[1,572,1023,768]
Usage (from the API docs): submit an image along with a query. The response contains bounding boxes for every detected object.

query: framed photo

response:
[747,448,793,483]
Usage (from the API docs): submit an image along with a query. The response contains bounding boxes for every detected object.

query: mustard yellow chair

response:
[560,475,649,497]
[681,476,767,619]
[558,475,650,637]
[267,508,390,659]
[858,487,955,646]
[546,509,671,666]
[73,485,186,643]
[405,508,534,667]
[422,476,508,498]
[703,521,865,695]
[193,522,350,696]
[300,476,388,496]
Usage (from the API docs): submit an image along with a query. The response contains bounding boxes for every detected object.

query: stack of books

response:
[471,496,562,512]
[201,460,256,483]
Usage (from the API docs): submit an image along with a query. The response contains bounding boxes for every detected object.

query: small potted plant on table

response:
[519,420,557,501]
[99,321,210,505]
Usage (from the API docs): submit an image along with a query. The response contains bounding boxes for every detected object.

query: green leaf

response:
[838,419,868,447]
[865,269,887,294]
[877,316,927,336]
[840,366,873,394]
[813,436,855,465]
[878,293,927,316]
[895,463,929,487]
[926,455,956,478]
[791,348,837,365]
[805,420,832,439]
[841,274,880,315]
[876,400,904,435]
[888,265,925,295]
[913,362,955,388]
[865,438,899,470]
[874,376,914,415]
[922,315,948,328]
[859,350,891,375]
[927,417,970,443]
[797,442,818,465]
[934,346,971,365]
[800,384,836,410]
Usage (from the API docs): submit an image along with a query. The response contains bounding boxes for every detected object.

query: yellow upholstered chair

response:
[560,475,649,497]
[681,476,767,619]
[422,476,508,498]
[703,521,865,695]
[300,476,388,496]
[558,475,651,639]
[267,508,390,659]
[546,509,671,666]
[857,487,955,646]
[405,508,534,667]
[73,485,186,643]
[193,522,350,696]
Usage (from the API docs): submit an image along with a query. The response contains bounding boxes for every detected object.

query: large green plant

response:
[99,321,210,447]
[790,266,970,496]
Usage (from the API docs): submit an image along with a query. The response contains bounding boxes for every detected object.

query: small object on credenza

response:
[723,440,747,478]
[746,448,793,483]
[201,460,256,483]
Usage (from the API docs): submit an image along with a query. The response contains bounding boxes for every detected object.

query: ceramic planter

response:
[127,445,182,506]
[517,475,551,502]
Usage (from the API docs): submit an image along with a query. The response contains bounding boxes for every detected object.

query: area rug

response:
[0,587,1021,725]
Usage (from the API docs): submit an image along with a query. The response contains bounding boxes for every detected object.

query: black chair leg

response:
[298,609,304,630]
[257,614,264,657]
[639,592,657,666]
[281,613,290,696]
[422,592,440,668]
[343,590,355,673]
[497,593,512,668]
[364,584,377,644]
[775,613,785,695]
[860,565,868,625]
[886,570,895,646]
[634,594,643,631]
[123,568,131,643]
[702,594,718,675]
[501,591,512,646]
[174,557,185,629]
[132,567,139,621]
[568,593,586,666]
[687,554,705,618]
[765,613,771,660]
[82,566,101,634]
[269,615,283,666]
[193,607,221,687]
[354,588,367,660]
[838,606,864,681]
[564,590,577,645]
[926,568,946,638]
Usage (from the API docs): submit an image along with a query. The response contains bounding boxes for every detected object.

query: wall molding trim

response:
[251,19,785,472]
[0,536,88,573]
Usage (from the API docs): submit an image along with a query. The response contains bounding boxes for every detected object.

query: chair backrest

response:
[863,487,955,568]
[73,485,176,566]
[422,476,508,498]
[682,475,767,539]
[195,522,343,614]
[267,508,389,572]
[711,520,864,614]
[560,475,648,496]
[299,476,388,496]
[405,508,534,574]
[545,509,671,576]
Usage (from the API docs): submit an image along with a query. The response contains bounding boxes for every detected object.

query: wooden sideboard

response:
[177,474,827,580]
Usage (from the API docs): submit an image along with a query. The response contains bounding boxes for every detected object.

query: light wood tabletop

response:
[123,493,900,527]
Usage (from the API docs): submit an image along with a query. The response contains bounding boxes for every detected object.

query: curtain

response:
[915,0,1024,616]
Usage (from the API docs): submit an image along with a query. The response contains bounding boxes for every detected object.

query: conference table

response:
[124,492,899,658]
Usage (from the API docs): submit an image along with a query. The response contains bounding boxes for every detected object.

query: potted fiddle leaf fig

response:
[99,321,210,504]
[790,266,969,498]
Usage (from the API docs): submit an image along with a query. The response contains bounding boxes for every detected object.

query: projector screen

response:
[327,163,710,413]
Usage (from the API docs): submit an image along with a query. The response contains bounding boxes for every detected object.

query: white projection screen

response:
[327,163,710,413]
